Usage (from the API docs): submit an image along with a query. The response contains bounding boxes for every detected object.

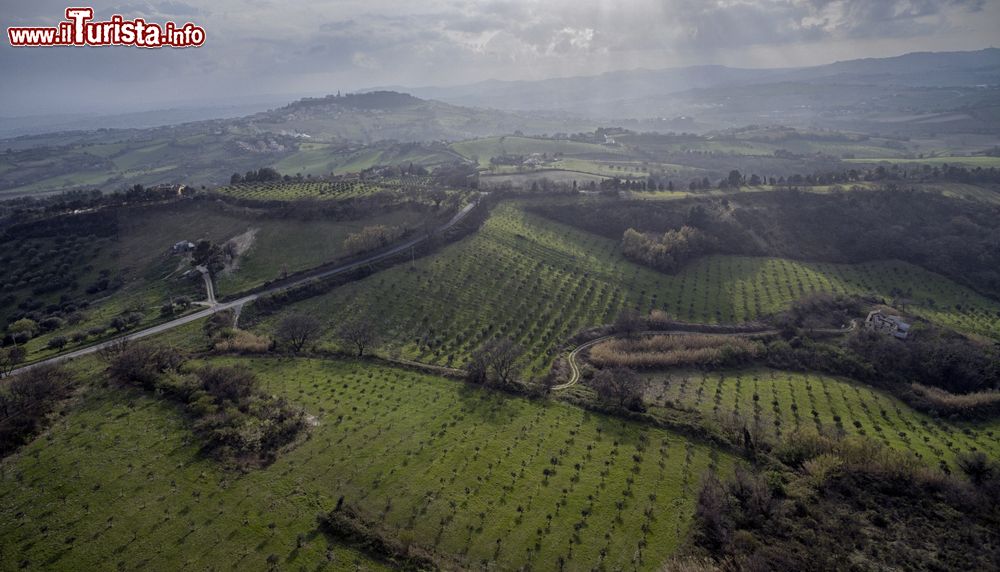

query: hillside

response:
[401,49,1000,133]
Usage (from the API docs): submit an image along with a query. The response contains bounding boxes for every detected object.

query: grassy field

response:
[636,368,1000,470]
[271,144,459,177]
[633,182,1000,206]
[845,156,1000,167]
[918,182,1000,204]
[451,136,624,168]
[253,203,1000,377]
[215,207,431,296]
[0,357,735,571]
[478,170,609,189]
[631,182,883,201]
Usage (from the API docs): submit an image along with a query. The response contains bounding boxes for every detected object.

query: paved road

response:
[11,201,479,374]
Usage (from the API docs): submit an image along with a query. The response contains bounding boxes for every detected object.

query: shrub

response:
[213,329,271,354]
[589,335,762,369]
[107,343,183,390]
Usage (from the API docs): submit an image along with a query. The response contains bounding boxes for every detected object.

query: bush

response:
[108,349,305,466]
[213,329,271,353]
[107,343,183,390]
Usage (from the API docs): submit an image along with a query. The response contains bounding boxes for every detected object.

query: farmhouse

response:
[172,240,195,254]
[865,310,911,339]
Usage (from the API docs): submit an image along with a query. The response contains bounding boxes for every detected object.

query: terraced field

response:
[258,203,1000,377]
[0,357,735,571]
[641,369,1000,470]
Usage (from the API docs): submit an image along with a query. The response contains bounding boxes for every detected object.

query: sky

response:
[1,0,998,116]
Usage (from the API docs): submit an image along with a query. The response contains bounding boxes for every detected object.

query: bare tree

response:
[336,316,379,357]
[465,346,490,384]
[96,337,130,364]
[475,338,524,388]
[277,313,322,353]
[0,346,27,378]
[590,367,642,410]
[614,309,643,338]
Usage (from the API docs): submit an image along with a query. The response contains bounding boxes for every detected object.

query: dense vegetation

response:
[530,189,1000,301]
[692,433,1000,571]
[107,344,306,466]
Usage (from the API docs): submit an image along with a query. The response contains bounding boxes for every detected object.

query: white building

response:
[865,310,911,340]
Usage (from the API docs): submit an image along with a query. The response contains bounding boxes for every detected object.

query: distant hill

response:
[391,48,1000,133]
[0,91,596,197]
[242,91,593,143]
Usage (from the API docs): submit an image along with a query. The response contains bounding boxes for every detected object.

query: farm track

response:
[556,322,856,391]
[12,201,479,374]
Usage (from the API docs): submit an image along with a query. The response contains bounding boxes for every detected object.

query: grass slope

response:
[257,202,1000,378]
[638,368,1000,470]
[0,357,734,571]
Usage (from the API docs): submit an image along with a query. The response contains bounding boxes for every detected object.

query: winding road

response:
[554,321,857,391]
[11,201,479,374]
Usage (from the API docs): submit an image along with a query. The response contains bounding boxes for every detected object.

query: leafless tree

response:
[336,316,379,357]
[0,346,27,378]
[473,337,524,387]
[277,313,322,353]
[466,346,490,384]
[590,367,642,410]
[96,337,130,364]
[614,308,643,338]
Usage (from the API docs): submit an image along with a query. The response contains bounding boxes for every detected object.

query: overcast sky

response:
[2,0,998,116]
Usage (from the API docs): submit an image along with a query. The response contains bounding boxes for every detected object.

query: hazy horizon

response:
[2,0,999,117]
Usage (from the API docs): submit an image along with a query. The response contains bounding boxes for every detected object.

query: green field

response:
[919,182,1000,204]
[216,180,392,202]
[451,136,624,168]
[637,369,1000,469]
[633,182,1000,206]
[271,145,460,178]
[254,203,1000,377]
[0,357,735,571]
[632,182,885,201]
[845,156,1000,167]
[215,208,431,296]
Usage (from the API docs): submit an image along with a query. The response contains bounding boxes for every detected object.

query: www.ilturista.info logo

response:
[8,7,206,48]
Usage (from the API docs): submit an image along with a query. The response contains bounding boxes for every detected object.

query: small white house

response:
[865,310,911,340]
[172,240,195,254]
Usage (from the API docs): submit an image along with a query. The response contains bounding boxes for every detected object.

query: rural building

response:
[172,240,195,254]
[865,310,911,339]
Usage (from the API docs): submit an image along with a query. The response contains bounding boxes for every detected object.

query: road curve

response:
[10,200,479,374]
[553,322,855,391]
[554,329,779,391]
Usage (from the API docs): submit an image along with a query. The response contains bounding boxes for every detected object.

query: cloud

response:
[0,0,996,115]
